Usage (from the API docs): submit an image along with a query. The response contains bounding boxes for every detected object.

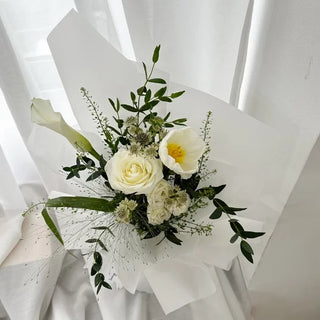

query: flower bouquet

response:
[25,45,264,295]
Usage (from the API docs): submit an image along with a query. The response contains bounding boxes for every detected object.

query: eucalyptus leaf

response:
[94,252,102,265]
[152,45,160,63]
[91,263,101,276]
[95,273,104,286]
[165,231,182,245]
[154,86,167,98]
[121,104,137,112]
[241,231,265,238]
[149,78,166,84]
[159,96,172,102]
[240,240,254,254]
[144,89,151,103]
[209,208,222,219]
[98,240,108,251]
[142,62,148,79]
[171,90,185,98]
[230,234,239,244]
[240,240,254,263]
[102,281,112,289]
[85,238,99,243]
[86,171,101,182]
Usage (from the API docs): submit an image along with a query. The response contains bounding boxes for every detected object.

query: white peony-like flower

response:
[147,206,171,225]
[158,127,205,179]
[106,150,163,195]
[31,98,99,159]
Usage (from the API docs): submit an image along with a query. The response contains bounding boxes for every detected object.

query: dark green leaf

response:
[171,90,185,99]
[116,99,120,112]
[41,208,64,245]
[130,91,136,103]
[86,171,101,182]
[108,98,116,112]
[139,102,153,112]
[82,156,95,167]
[154,86,167,98]
[46,196,118,213]
[121,104,137,112]
[241,240,254,254]
[66,172,75,180]
[107,125,121,136]
[142,62,148,79]
[119,137,130,145]
[102,281,112,289]
[152,45,160,63]
[173,118,187,125]
[63,166,72,172]
[91,263,101,276]
[209,208,223,219]
[144,89,151,103]
[99,156,107,168]
[94,252,102,265]
[213,198,236,215]
[212,184,226,195]
[230,234,239,244]
[96,282,103,294]
[241,231,265,239]
[159,96,172,102]
[149,78,166,84]
[95,273,104,286]
[240,240,254,263]
[85,238,98,243]
[140,100,159,112]
[165,232,182,245]
[228,207,247,212]
[164,123,174,128]
[137,86,146,95]
[98,240,108,251]
[229,220,245,234]
[163,112,171,121]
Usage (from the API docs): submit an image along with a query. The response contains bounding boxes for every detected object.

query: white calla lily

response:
[159,127,205,179]
[31,98,99,159]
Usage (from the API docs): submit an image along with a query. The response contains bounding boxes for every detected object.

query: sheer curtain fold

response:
[122,0,253,104]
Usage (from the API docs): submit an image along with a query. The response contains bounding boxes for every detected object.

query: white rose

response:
[106,150,163,195]
[147,206,171,225]
[147,179,172,207]
[159,127,205,179]
[31,98,99,159]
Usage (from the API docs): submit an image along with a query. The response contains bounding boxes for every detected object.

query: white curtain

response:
[0,0,319,319]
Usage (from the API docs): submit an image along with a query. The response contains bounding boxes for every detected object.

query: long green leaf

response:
[46,196,117,212]
[41,208,64,245]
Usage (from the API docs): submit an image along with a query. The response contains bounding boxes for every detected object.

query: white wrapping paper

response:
[30,10,292,315]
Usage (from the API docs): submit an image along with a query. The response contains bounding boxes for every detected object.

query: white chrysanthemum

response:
[159,127,205,179]
[106,150,163,194]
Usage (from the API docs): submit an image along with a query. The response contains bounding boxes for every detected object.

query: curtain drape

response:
[0,0,319,319]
